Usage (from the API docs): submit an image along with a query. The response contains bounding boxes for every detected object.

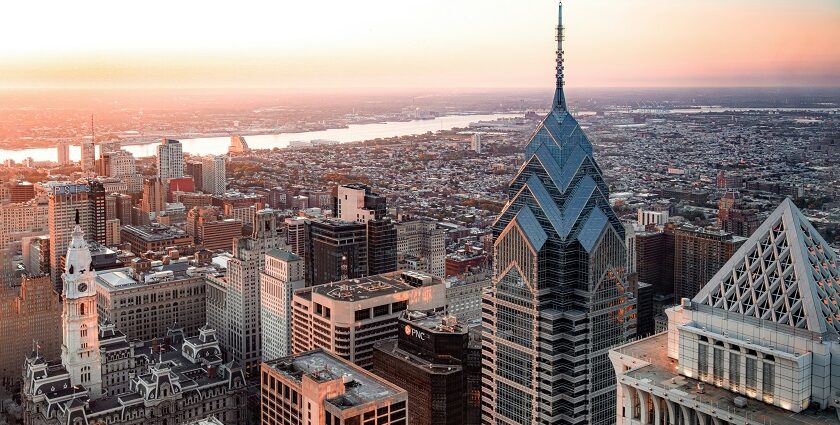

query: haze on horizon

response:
[2,0,839,91]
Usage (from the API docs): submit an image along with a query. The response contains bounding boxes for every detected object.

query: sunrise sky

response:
[2,0,839,90]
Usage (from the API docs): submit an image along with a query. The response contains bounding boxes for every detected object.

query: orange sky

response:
[2,0,839,90]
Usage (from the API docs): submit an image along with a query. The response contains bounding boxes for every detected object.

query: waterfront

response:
[0,113,519,162]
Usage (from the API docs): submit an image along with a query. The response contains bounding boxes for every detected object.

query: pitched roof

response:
[693,198,840,336]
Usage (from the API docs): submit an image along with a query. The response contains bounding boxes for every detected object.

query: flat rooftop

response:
[122,224,188,241]
[267,349,402,409]
[298,271,436,302]
[615,333,839,425]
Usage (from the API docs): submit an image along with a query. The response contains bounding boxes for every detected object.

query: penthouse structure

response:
[611,199,840,425]
[291,270,446,369]
[261,349,408,425]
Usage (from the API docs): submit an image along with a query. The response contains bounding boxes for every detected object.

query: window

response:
[373,304,390,318]
[729,352,740,390]
[745,357,757,392]
[697,343,708,380]
[762,362,775,400]
[713,347,724,383]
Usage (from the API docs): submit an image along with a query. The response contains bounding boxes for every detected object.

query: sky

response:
[1,0,839,91]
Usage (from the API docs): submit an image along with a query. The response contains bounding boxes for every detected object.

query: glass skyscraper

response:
[481,3,637,424]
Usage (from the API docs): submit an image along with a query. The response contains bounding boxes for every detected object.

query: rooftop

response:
[297,271,437,302]
[122,224,189,242]
[266,349,402,410]
[615,333,840,425]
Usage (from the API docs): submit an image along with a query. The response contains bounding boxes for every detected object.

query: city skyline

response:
[1,0,839,90]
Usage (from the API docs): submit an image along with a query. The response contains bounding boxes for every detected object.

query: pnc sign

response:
[404,325,428,341]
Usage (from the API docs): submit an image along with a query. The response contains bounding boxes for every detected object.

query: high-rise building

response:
[186,160,204,191]
[673,225,744,301]
[57,140,70,165]
[718,191,761,238]
[114,193,133,226]
[444,270,491,321]
[284,217,307,257]
[0,275,61,386]
[470,132,482,154]
[48,181,106,289]
[8,180,35,203]
[189,206,242,251]
[201,155,226,195]
[482,5,636,424]
[94,258,209,341]
[81,140,96,173]
[206,213,284,375]
[0,197,49,249]
[291,270,446,369]
[395,219,445,278]
[611,199,840,425]
[260,249,305,360]
[141,177,166,221]
[261,349,408,425]
[157,138,185,179]
[335,184,397,275]
[637,208,669,226]
[372,311,482,425]
[305,219,368,286]
[635,230,671,296]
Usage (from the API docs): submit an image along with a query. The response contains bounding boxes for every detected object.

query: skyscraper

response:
[396,219,446,278]
[57,140,70,165]
[201,155,226,195]
[482,4,636,424]
[335,183,397,276]
[304,219,368,286]
[673,225,744,301]
[156,138,185,179]
[471,132,482,154]
[81,140,96,173]
[48,181,106,289]
[260,249,305,360]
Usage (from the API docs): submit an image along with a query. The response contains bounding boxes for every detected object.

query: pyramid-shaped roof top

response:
[694,198,840,336]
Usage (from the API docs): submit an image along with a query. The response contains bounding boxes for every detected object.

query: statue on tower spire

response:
[553,1,566,111]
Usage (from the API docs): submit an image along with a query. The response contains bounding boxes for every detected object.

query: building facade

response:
[673,225,744,301]
[395,219,445,278]
[611,199,840,425]
[260,249,305,361]
[261,349,408,425]
[48,181,106,288]
[482,5,636,424]
[304,219,368,286]
[157,138,185,179]
[0,275,61,386]
[291,270,446,369]
[201,155,226,195]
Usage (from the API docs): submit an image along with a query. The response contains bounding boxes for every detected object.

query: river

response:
[0,113,519,163]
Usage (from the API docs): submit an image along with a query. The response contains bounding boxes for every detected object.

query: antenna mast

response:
[554,1,567,110]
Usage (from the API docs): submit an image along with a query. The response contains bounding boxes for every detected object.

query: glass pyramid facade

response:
[481,3,637,425]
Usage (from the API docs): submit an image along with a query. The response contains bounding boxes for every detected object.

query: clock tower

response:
[60,225,102,399]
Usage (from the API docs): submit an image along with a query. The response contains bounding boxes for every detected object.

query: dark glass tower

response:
[481,3,636,424]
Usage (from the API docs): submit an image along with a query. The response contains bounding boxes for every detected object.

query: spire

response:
[553,1,566,110]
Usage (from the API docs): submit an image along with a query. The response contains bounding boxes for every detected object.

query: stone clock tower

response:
[60,225,102,399]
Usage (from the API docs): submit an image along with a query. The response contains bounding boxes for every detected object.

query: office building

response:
[121,224,193,254]
[673,225,744,301]
[94,258,209,341]
[8,180,35,203]
[141,177,166,221]
[229,135,250,154]
[470,132,482,154]
[291,270,446,369]
[48,181,106,288]
[445,246,487,277]
[0,197,49,249]
[260,349,408,425]
[0,275,61,386]
[201,155,226,195]
[611,199,840,425]
[23,235,51,275]
[260,249,305,360]
[637,208,669,226]
[444,270,491,321]
[305,219,368,286]
[285,217,307,257]
[105,217,120,246]
[206,217,285,376]
[187,206,243,251]
[157,138,185,179]
[395,219,445,278]
[336,184,397,275]
[114,193,133,225]
[57,140,70,165]
[81,140,96,173]
[372,311,481,425]
[186,160,204,191]
[718,191,761,238]
[98,149,137,178]
[482,5,636,424]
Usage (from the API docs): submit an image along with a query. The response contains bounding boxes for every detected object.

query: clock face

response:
[77,283,88,293]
